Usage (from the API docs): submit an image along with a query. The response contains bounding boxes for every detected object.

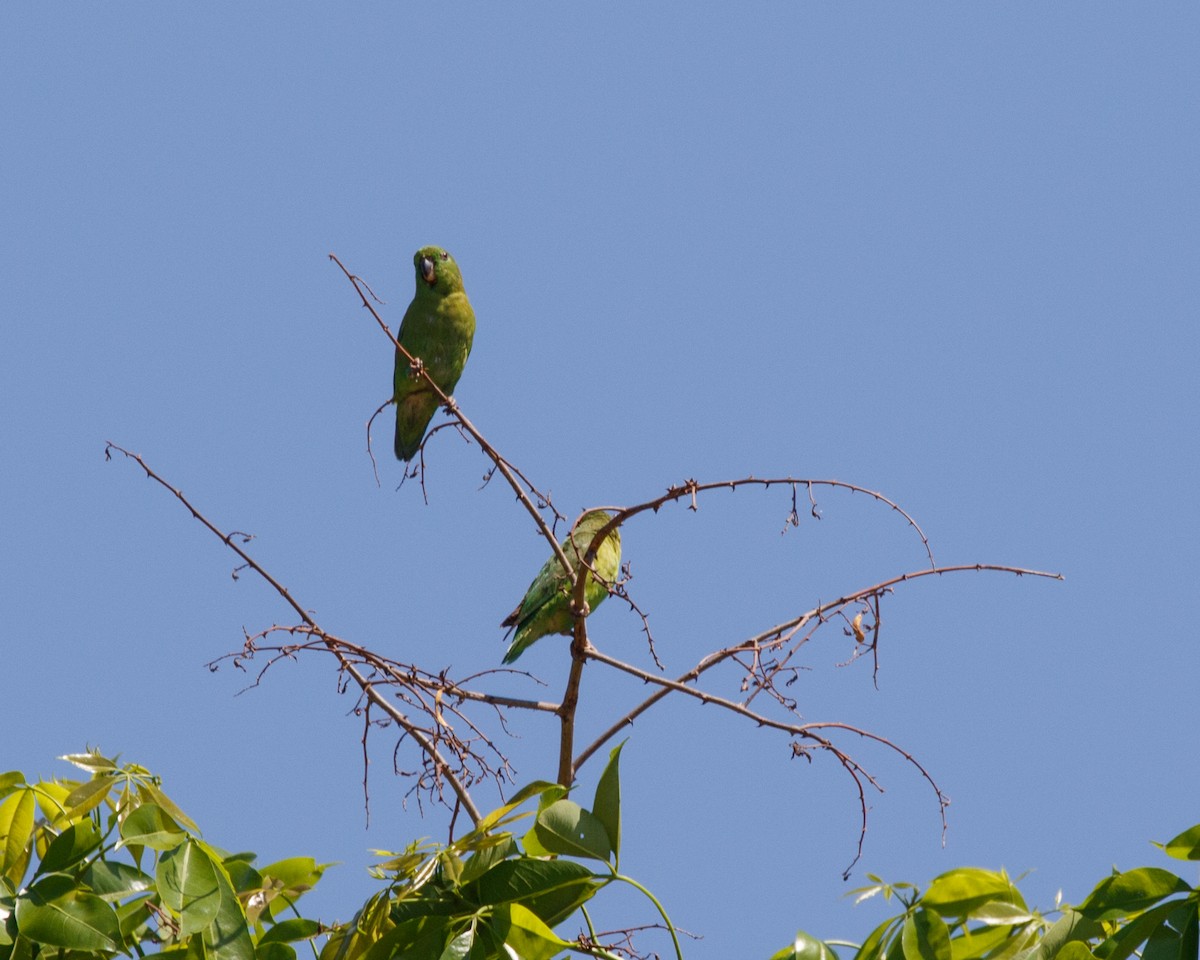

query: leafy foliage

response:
[4,754,1197,959]
[1,743,686,960]
[775,822,1200,960]
[0,751,327,960]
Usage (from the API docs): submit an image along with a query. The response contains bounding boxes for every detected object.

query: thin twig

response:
[105,441,484,824]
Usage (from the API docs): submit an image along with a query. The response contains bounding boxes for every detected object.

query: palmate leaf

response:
[1098,898,1200,960]
[493,903,573,960]
[1157,823,1200,862]
[459,836,519,885]
[121,803,187,851]
[357,915,448,960]
[923,869,1027,918]
[255,942,297,960]
[318,891,393,960]
[84,859,154,900]
[200,873,256,960]
[902,909,952,960]
[14,874,121,950]
[0,772,25,795]
[0,789,36,882]
[471,781,564,837]
[946,920,1027,960]
[461,858,600,927]
[62,776,115,821]
[36,820,102,877]
[158,840,222,937]
[527,800,612,864]
[257,918,323,946]
[1078,868,1192,921]
[770,929,841,960]
[1141,902,1199,960]
[59,753,120,776]
[592,740,625,869]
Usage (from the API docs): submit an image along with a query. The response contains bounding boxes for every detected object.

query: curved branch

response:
[105,442,484,825]
[573,562,1061,772]
[596,474,936,569]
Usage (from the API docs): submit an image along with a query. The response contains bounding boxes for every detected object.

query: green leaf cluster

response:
[776,820,1200,960]
[0,751,328,960]
[319,741,681,960]
[1,743,682,960]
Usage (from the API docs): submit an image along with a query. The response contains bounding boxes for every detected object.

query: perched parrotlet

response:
[392,246,476,461]
[501,510,622,664]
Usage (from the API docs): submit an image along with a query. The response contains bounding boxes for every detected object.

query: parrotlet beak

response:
[419,256,437,285]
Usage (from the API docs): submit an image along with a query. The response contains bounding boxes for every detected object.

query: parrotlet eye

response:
[420,256,437,285]
[440,251,449,261]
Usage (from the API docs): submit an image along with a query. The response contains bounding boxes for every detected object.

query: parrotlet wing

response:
[502,511,621,664]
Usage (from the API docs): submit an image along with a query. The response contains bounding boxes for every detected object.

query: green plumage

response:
[501,511,622,664]
[393,246,476,461]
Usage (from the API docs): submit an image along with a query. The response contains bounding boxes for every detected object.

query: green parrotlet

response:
[393,246,476,461]
[501,510,622,664]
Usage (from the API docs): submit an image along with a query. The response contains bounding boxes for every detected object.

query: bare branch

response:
[105,441,485,824]
[600,476,937,569]
[574,561,1059,774]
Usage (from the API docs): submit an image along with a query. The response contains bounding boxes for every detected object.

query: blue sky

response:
[2,4,1197,958]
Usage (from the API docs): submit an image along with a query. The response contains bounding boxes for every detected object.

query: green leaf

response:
[3,932,36,960]
[318,892,393,960]
[946,921,1020,960]
[255,942,297,960]
[902,909,952,960]
[197,846,256,960]
[0,789,35,887]
[857,916,904,960]
[1173,902,1198,960]
[770,929,841,960]
[459,836,518,884]
[114,892,158,942]
[966,901,1035,925]
[59,752,119,775]
[259,857,327,890]
[63,775,116,820]
[1158,824,1200,862]
[473,782,563,836]
[521,824,554,859]
[1098,899,1185,960]
[141,784,202,835]
[31,781,72,825]
[35,820,102,876]
[358,916,447,960]
[592,740,625,869]
[1056,943,1100,960]
[0,772,24,794]
[1079,868,1191,921]
[1018,910,1103,960]
[158,839,223,936]
[258,919,322,946]
[924,869,1025,917]
[529,800,612,863]
[14,874,121,950]
[122,803,188,851]
[496,902,573,960]
[462,858,599,925]
[437,923,474,960]
[223,858,264,897]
